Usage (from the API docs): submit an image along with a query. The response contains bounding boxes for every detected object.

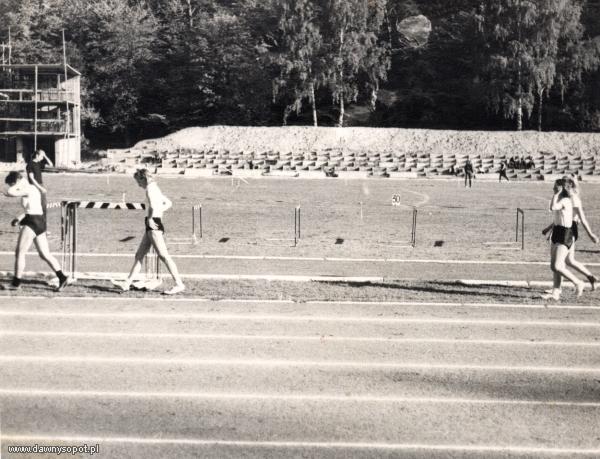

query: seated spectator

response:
[525,156,534,169]
[324,166,338,178]
[508,157,515,169]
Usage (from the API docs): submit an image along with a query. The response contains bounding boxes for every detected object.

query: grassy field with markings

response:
[0,173,599,262]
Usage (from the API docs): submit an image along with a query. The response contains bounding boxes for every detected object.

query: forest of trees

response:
[1,0,600,148]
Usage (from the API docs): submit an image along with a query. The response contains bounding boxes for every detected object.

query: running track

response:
[1,296,599,458]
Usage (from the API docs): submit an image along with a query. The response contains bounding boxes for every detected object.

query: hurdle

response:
[388,206,417,248]
[168,204,202,245]
[61,200,159,282]
[484,208,525,251]
[264,206,301,247]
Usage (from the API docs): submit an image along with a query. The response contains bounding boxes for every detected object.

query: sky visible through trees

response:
[1,0,600,148]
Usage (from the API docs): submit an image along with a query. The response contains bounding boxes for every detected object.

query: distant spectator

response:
[508,156,515,169]
[499,160,509,182]
[524,156,534,169]
[324,166,338,178]
[464,159,474,188]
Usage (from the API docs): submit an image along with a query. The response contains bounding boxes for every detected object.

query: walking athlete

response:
[541,178,585,301]
[542,175,598,297]
[3,171,69,291]
[112,169,185,295]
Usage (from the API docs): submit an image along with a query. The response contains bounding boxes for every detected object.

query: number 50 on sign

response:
[392,194,401,206]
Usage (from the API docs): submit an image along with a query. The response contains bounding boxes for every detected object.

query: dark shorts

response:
[145,217,165,233]
[21,214,47,236]
[551,225,574,248]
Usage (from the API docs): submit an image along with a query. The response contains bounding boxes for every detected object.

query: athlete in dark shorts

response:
[112,169,185,295]
[3,171,68,291]
[541,178,585,301]
[542,175,599,296]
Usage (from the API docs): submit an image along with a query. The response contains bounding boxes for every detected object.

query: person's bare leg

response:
[553,244,584,296]
[34,233,69,290]
[149,230,185,293]
[15,226,35,280]
[566,243,597,290]
[149,231,183,283]
[112,232,151,291]
[34,233,61,271]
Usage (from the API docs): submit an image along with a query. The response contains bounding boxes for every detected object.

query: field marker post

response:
[411,206,418,247]
[191,204,202,243]
[516,208,525,250]
[71,203,77,280]
[294,206,301,246]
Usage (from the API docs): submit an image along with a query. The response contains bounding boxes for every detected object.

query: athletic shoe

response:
[163,284,185,295]
[543,288,561,295]
[55,276,70,292]
[587,275,598,292]
[541,291,560,301]
[111,280,130,292]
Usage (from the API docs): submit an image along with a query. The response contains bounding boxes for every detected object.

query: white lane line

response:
[0,271,383,283]
[307,300,599,310]
[0,310,598,327]
[1,295,597,310]
[0,356,598,373]
[1,389,598,407]
[2,331,599,347]
[1,251,598,266]
[1,436,599,455]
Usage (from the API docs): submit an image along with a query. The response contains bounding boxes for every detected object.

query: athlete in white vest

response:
[3,171,69,291]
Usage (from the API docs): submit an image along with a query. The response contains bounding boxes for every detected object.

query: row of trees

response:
[1,0,599,147]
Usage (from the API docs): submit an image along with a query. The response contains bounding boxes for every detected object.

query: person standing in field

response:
[498,160,510,182]
[26,148,53,215]
[112,169,185,295]
[464,158,474,188]
[2,171,69,291]
[541,178,585,301]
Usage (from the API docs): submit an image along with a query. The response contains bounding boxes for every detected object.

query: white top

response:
[552,196,573,227]
[10,183,43,215]
[145,181,171,218]
[571,193,582,223]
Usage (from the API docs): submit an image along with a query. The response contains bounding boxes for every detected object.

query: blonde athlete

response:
[112,169,185,295]
[542,178,585,301]
[3,171,69,291]
[542,175,598,297]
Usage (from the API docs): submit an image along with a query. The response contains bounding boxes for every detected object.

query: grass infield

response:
[1,174,599,263]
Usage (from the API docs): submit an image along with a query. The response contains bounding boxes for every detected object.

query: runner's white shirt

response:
[552,196,573,227]
[10,183,43,215]
[571,193,582,223]
[145,181,171,218]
